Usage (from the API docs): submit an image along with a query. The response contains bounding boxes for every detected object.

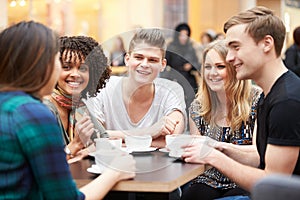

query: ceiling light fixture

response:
[9,0,17,7]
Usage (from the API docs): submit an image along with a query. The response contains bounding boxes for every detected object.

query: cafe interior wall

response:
[6,0,164,53]
[4,0,300,53]
[283,4,300,48]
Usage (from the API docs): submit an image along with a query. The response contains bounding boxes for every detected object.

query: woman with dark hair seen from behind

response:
[284,26,300,77]
[44,35,111,161]
[0,21,135,200]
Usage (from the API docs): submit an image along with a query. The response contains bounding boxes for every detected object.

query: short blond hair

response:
[128,28,167,58]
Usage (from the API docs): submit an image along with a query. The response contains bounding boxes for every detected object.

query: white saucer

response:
[127,147,157,153]
[159,148,169,153]
[168,151,183,159]
[87,164,102,174]
[88,147,129,157]
[88,152,96,157]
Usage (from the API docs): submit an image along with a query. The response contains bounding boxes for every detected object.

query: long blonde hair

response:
[196,40,252,131]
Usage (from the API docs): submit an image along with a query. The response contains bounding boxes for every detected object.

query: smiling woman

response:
[181,39,262,200]
[43,36,111,160]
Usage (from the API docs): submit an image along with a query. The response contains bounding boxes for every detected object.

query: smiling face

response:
[203,49,227,93]
[58,51,89,96]
[125,42,166,85]
[225,24,264,81]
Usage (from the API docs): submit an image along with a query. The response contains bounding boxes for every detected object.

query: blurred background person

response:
[165,23,200,93]
[110,36,126,66]
[195,31,215,64]
[284,26,300,77]
[164,23,200,120]
[214,32,225,40]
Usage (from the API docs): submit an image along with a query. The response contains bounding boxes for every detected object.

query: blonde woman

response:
[181,39,262,200]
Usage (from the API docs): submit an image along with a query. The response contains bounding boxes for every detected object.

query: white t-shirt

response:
[85,76,186,130]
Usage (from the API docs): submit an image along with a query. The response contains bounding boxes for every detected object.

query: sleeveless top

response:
[189,86,262,189]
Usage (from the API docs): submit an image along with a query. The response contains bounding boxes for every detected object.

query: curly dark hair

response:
[59,36,111,99]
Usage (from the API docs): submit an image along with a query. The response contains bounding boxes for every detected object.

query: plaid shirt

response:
[0,91,84,199]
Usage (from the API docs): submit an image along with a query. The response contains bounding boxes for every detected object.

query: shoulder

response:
[277,72,300,101]
[263,72,300,110]
[155,78,183,89]
[189,99,203,121]
[99,75,123,93]
[250,84,263,104]
[2,92,44,113]
[190,98,201,110]
[2,93,57,129]
[106,76,122,86]
[154,78,185,97]
[43,97,58,113]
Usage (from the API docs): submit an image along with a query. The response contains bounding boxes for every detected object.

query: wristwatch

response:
[64,146,73,158]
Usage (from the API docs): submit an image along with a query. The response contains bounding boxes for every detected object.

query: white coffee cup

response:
[108,138,122,149]
[167,135,205,158]
[125,135,152,150]
[94,138,124,171]
[94,149,124,171]
[165,134,180,147]
[94,138,122,151]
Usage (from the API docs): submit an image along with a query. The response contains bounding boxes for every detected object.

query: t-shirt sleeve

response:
[164,81,186,116]
[268,100,300,146]
[15,102,84,199]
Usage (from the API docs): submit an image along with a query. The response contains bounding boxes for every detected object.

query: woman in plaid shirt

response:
[0,21,135,200]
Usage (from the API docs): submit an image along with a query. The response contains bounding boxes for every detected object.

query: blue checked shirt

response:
[0,91,84,199]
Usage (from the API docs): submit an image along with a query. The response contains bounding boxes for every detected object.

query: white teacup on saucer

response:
[167,135,205,158]
[125,135,152,151]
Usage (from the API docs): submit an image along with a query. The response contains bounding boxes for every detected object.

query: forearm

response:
[67,141,84,158]
[217,143,259,167]
[106,128,154,139]
[151,135,166,148]
[208,149,266,191]
[106,111,185,141]
[79,170,121,200]
[168,110,185,134]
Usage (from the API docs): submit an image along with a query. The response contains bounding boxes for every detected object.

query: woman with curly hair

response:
[44,36,111,160]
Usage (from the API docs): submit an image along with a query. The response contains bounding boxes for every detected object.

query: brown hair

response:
[59,36,111,99]
[0,21,59,95]
[223,6,286,57]
[128,28,167,58]
[197,39,252,131]
[293,26,300,46]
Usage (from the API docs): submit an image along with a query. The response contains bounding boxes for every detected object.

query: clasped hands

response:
[148,116,179,139]
[181,136,219,164]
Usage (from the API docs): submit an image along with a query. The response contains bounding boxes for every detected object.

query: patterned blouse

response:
[189,86,262,189]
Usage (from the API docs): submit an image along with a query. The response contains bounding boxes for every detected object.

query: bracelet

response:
[64,146,74,158]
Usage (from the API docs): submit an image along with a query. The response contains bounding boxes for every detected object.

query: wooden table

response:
[70,150,204,196]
